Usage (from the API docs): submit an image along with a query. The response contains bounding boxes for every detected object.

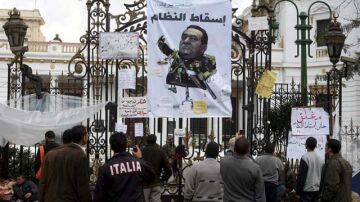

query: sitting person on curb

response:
[13,175,38,202]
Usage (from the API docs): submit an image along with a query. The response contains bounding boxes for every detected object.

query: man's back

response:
[220,155,265,202]
[255,154,283,185]
[39,144,91,202]
[184,158,223,201]
[142,144,172,185]
[34,141,60,175]
[94,152,155,202]
[299,151,324,192]
[320,154,352,202]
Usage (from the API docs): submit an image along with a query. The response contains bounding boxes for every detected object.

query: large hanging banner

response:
[291,108,329,136]
[147,0,232,117]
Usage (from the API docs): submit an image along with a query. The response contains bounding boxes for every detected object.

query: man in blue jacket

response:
[94,132,155,202]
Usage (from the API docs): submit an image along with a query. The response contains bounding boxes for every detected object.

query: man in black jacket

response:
[94,132,155,202]
[142,135,172,202]
[34,130,59,180]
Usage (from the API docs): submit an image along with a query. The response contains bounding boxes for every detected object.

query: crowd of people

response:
[4,126,354,202]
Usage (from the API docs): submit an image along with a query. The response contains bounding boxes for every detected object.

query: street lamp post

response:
[324,14,346,137]
[267,1,333,106]
[3,8,43,99]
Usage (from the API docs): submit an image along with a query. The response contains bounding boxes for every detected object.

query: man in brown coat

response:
[39,125,92,202]
[320,139,352,202]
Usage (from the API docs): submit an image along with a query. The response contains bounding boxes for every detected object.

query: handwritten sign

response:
[193,100,208,114]
[287,132,326,160]
[134,123,144,137]
[118,69,136,90]
[248,16,269,31]
[115,123,127,133]
[255,70,277,98]
[119,97,147,118]
[291,108,329,136]
[99,32,139,59]
[174,128,185,137]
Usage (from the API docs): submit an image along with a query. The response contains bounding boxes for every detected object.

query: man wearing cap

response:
[184,142,223,202]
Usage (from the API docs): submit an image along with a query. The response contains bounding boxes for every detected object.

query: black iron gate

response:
[1,1,346,200]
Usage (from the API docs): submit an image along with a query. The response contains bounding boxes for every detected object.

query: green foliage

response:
[8,146,36,179]
[269,99,302,133]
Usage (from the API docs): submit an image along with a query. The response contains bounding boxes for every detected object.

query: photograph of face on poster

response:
[147,0,232,117]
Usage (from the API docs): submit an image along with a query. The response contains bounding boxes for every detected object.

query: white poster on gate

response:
[287,132,326,160]
[291,108,329,136]
[147,0,232,117]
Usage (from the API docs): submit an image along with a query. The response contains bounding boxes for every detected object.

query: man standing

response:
[94,132,155,202]
[220,137,265,202]
[296,137,324,202]
[256,143,284,202]
[39,125,92,202]
[34,130,59,180]
[142,135,172,202]
[320,139,352,202]
[13,175,38,202]
[184,142,223,202]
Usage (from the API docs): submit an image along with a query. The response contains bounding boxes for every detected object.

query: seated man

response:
[13,175,38,202]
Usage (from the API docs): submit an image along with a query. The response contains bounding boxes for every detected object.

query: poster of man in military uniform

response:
[147,0,232,117]
[157,25,217,99]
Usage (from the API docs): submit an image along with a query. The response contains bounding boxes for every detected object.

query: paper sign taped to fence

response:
[286,132,326,160]
[248,16,269,31]
[134,123,144,137]
[291,108,329,136]
[174,129,185,137]
[119,97,147,118]
[115,123,127,133]
[99,32,139,59]
[118,69,136,90]
[255,70,277,98]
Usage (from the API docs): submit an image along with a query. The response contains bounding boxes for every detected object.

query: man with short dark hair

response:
[142,135,172,202]
[34,130,59,180]
[319,139,352,202]
[94,132,155,202]
[184,141,223,202]
[220,137,265,202]
[13,175,38,202]
[61,129,72,144]
[39,125,91,202]
[256,143,284,202]
[296,137,324,202]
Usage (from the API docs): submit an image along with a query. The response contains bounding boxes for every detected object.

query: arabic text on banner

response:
[291,108,329,136]
[99,32,139,59]
[147,0,232,117]
[286,132,326,160]
[119,97,147,118]
[255,70,277,98]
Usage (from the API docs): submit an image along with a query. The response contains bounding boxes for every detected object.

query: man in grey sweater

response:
[256,143,284,202]
[296,137,324,202]
[184,142,223,201]
[220,137,266,202]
